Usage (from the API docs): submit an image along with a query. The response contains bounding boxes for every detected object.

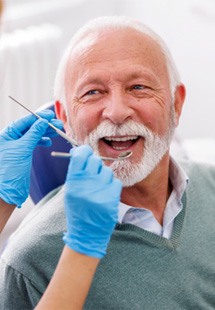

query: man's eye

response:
[80,89,105,103]
[132,85,145,90]
[85,89,99,96]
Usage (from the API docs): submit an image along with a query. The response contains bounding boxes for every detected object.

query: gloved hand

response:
[63,145,122,259]
[0,110,63,208]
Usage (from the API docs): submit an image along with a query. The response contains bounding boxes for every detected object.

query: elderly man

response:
[1,16,215,309]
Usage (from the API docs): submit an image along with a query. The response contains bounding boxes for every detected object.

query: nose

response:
[102,90,134,125]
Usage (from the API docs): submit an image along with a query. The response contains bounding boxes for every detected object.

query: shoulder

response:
[0,257,43,309]
[179,159,215,181]
[178,159,215,208]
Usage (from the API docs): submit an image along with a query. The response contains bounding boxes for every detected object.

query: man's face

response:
[61,28,180,185]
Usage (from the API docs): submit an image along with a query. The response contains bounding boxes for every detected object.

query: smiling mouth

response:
[102,135,140,150]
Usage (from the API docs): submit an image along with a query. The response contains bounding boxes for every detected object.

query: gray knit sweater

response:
[0,160,215,310]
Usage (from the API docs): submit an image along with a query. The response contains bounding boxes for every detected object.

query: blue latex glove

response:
[0,110,63,208]
[63,145,122,259]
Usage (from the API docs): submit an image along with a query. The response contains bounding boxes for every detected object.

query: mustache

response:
[84,120,154,143]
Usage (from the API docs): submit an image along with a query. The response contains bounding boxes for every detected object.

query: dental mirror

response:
[51,150,132,161]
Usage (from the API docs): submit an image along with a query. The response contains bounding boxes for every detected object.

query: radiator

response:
[0,23,63,130]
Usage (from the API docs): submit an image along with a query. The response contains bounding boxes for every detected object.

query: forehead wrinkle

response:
[124,70,160,84]
[75,67,161,92]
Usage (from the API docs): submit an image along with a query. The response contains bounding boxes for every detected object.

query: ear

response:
[54,100,67,124]
[173,83,186,127]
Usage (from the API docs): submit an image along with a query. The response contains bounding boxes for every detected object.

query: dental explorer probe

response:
[9,96,132,161]
[9,96,78,146]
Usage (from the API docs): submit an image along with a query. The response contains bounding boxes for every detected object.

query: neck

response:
[121,154,172,225]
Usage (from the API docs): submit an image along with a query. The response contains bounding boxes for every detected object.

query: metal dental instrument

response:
[51,150,132,161]
[9,96,133,161]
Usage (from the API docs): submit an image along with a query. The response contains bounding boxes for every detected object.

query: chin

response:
[110,159,145,187]
[111,147,168,187]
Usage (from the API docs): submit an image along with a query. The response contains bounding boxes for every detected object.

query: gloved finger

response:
[110,178,122,200]
[98,165,114,184]
[84,154,103,175]
[67,145,93,174]
[20,118,50,149]
[0,110,55,141]
[13,109,55,134]
[36,109,55,120]
[20,110,57,136]
[0,124,20,141]
[44,119,64,137]
[37,137,52,147]
[0,115,37,141]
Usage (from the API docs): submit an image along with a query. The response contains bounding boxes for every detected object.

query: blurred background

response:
[1,0,215,140]
[0,0,215,250]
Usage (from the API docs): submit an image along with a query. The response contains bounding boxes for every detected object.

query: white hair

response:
[54,15,181,107]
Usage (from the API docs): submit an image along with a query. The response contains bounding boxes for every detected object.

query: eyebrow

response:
[76,69,159,91]
[76,77,106,93]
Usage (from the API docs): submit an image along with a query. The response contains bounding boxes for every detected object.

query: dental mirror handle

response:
[51,151,132,161]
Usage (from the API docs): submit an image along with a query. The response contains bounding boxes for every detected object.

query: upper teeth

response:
[104,136,138,142]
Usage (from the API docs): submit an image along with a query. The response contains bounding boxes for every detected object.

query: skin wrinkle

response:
[75,70,162,97]
[55,25,185,223]
[54,17,182,107]
[69,74,171,137]
[65,29,174,147]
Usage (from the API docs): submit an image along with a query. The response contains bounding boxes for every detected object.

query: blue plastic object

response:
[63,145,122,258]
[30,105,71,204]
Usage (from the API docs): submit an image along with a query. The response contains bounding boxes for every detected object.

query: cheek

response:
[70,107,100,141]
[136,103,169,135]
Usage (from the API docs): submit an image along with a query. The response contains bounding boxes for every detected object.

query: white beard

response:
[83,118,175,187]
[68,108,175,187]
